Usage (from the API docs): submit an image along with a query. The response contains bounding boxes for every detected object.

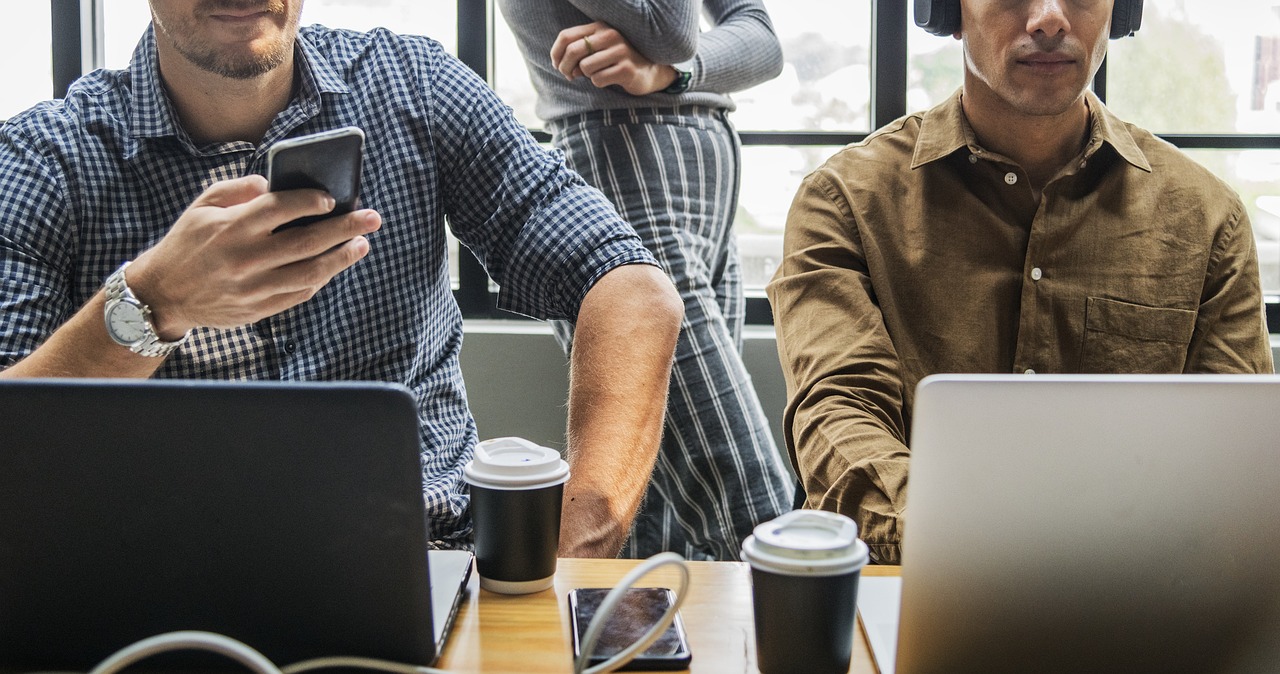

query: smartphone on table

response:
[266,126,365,232]
[568,587,692,671]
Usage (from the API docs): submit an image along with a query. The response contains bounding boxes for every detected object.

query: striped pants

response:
[548,106,794,561]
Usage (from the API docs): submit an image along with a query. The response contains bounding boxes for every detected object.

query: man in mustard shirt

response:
[767,0,1274,563]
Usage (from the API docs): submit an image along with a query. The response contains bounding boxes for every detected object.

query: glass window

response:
[732,1,872,132]
[907,27,963,115]
[1107,0,1280,134]
[102,2,152,70]
[738,145,844,293]
[493,8,541,131]
[302,0,457,53]
[103,1,458,71]
[1,1,54,120]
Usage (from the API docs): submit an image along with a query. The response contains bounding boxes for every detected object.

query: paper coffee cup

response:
[741,510,870,674]
[464,437,570,594]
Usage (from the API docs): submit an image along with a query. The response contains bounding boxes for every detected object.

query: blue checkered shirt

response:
[0,25,656,543]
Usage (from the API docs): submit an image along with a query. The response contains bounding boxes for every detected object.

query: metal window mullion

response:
[871,0,908,129]
[455,0,497,316]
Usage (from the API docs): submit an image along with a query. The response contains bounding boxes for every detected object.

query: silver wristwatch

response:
[103,261,188,358]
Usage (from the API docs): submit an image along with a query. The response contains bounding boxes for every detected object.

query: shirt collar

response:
[124,25,352,153]
[910,88,1151,173]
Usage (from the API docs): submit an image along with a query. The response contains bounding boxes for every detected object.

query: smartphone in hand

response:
[266,126,364,232]
[568,587,692,671]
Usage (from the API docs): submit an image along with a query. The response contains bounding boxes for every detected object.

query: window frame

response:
[47,0,1280,331]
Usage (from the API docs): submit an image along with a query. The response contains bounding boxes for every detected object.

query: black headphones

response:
[914,0,1144,39]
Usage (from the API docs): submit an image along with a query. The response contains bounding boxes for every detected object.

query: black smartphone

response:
[266,126,364,232]
[568,587,692,671]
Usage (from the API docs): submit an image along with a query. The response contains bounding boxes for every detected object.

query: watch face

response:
[107,300,148,345]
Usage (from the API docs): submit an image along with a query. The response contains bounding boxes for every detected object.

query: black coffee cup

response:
[741,510,869,674]
[464,437,570,594]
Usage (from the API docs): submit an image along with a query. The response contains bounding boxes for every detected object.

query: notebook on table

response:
[894,374,1280,674]
[0,379,472,669]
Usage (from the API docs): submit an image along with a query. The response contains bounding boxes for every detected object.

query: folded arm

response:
[563,0,700,63]
[553,0,783,97]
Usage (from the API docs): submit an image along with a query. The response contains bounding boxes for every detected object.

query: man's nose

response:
[1026,0,1072,36]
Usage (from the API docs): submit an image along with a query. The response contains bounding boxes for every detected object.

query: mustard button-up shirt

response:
[767,90,1273,563]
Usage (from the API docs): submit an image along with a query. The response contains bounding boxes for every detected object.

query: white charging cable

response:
[574,551,692,674]
[78,552,690,674]
[87,631,286,674]
[84,631,449,674]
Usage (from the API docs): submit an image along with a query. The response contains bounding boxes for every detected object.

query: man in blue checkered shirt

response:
[0,0,683,557]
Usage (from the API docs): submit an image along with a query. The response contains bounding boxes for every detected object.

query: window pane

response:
[493,7,541,131]
[1107,0,1280,134]
[102,2,153,70]
[0,1,53,120]
[302,0,457,53]
[732,1,872,132]
[103,1,458,71]
[738,145,843,293]
[907,27,963,114]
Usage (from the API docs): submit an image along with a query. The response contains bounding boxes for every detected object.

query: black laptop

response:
[0,379,472,669]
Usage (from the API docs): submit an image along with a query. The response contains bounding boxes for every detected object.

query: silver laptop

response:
[897,374,1280,674]
[0,379,472,669]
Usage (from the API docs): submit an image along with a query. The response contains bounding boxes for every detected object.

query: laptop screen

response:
[0,379,468,668]
[897,374,1280,674]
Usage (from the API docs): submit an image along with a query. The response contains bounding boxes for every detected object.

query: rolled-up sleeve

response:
[766,168,910,563]
[430,47,656,321]
[0,125,75,369]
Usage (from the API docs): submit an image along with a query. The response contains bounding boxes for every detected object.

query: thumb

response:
[193,175,270,209]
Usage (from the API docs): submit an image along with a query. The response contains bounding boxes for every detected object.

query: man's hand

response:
[556,264,683,558]
[127,175,380,338]
[0,175,379,380]
[550,21,680,97]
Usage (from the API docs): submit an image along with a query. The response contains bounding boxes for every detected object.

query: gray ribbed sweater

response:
[496,0,783,122]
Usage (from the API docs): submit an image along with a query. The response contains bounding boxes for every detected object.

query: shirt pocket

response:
[1079,297,1197,374]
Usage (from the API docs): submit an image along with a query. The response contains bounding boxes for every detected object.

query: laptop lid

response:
[897,374,1280,674]
[0,379,470,668]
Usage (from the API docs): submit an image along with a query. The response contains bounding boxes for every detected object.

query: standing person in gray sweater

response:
[498,0,794,561]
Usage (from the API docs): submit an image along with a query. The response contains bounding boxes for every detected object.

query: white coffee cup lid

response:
[463,437,570,489]
[741,510,869,576]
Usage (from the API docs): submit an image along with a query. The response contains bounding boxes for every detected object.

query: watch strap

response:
[104,261,188,358]
[663,59,695,95]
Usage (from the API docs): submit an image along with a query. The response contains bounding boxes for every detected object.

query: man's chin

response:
[180,46,289,80]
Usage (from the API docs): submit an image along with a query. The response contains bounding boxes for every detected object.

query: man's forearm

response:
[1,291,168,379]
[558,263,682,558]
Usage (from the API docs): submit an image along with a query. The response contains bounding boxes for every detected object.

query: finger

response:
[191,175,270,209]
[578,45,626,78]
[555,39,591,79]
[588,62,635,90]
[261,235,372,300]
[269,209,381,265]
[236,188,340,234]
[551,22,603,66]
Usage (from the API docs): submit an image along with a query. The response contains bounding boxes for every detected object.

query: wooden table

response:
[438,558,900,673]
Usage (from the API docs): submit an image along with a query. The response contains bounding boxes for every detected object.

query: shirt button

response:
[1004,172,1018,185]
[969,154,978,164]
[1024,368,1036,375]
[284,341,297,354]
[1030,267,1043,281]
